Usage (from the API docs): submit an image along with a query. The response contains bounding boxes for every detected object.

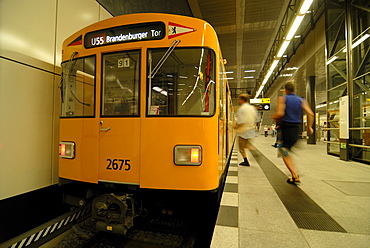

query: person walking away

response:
[264,125,269,137]
[235,94,258,166]
[323,122,327,141]
[272,82,314,184]
[271,123,276,137]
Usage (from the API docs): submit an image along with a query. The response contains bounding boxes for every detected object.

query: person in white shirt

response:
[271,123,276,137]
[234,94,258,166]
[264,125,269,137]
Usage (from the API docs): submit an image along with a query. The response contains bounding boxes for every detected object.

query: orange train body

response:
[59,13,235,192]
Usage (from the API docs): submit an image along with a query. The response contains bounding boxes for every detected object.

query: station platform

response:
[211,136,370,248]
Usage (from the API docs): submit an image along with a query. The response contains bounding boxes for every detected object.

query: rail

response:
[323,141,340,144]
[349,127,370,130]
[349,144,370,149]
[322,128,340,130]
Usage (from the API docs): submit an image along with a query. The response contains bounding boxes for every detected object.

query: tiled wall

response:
[0,0,112,200]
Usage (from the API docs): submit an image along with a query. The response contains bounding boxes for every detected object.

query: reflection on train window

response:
[148,48,215,116]
[60,56,96,117]
[102,51,140,116]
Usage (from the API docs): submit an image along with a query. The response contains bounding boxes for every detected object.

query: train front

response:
[58,13,230,235]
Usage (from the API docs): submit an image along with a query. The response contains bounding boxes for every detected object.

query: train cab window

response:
[60,56,96,117]
[147,48,215,116]
[102,51,140,117]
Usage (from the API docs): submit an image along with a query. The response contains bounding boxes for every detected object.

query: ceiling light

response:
[269,60,280,71]
[244,76,254,79]
[286,15,305,40]
[244,70,256,72]
[225,77,234,80]
[294,35,301,38]
[280,74,293,77]
[255,85,264,98]
[286,67,298,70]
[316,104,327,109]
[353,34,370,48]
[277,40,291,57]
[225,71,234,74]
[283,55,288,57]
[299,0,314,15]
[261,77,269,86]
[326,56,338,65]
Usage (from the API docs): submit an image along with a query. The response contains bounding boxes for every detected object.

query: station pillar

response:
[306,76,316,144]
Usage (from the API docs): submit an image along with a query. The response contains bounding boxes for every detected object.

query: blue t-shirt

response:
[283,93,302,124]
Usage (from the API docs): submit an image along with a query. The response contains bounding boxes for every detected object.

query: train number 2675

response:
[106,159,131,171]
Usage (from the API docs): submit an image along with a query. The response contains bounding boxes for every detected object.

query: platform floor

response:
[211,136,370,248]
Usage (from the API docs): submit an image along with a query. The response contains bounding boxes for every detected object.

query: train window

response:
[60,56,96,117]
[101,50,140,117]
[147,48,215,116]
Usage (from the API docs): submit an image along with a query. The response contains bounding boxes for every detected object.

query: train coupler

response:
[92,193,135,235]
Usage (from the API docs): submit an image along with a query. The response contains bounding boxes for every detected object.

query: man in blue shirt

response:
[272,82,314,184]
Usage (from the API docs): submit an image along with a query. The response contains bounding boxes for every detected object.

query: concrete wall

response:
[0,0,112,200]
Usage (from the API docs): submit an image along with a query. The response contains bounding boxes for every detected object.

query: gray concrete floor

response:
[212,136,370,248]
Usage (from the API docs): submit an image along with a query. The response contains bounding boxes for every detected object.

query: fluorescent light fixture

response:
[255,85,264,98]
[299,0,314,15]
[225,77,234,80]
[286,15,305,40]
[286,67,298,70]
[179,76,188,79]
[261,77,269,85]
[153,86,167,96]
[283,55,288,57]
[277,40,291,57]
[269,60,280,72]
[280,73,293,77]
[225,71,234,74]
[244,70,256,72]
[294,35,301,38]
[326,56,338,65]
[244,76,254,79]
[353,34,370,48]
[263,72,272,84]
[316,104,327,109]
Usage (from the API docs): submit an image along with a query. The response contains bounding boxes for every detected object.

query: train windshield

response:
[148,48,216,116]
[60,56,96,117]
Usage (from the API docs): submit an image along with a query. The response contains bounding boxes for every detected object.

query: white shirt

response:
[236,103,258,139]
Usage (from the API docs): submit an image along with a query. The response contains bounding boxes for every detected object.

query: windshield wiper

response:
[69,90,90,107]
[59,52,78,103]
[148,40,181,79]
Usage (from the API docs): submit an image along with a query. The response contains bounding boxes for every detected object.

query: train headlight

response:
[59,141,75,159]
[174,145,202,166]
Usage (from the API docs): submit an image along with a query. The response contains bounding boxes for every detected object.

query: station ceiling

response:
[97,0,288,93]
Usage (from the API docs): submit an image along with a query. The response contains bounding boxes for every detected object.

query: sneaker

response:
[239,161,250,166]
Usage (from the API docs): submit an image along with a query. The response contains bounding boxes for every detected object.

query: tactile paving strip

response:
[251,149,346,233]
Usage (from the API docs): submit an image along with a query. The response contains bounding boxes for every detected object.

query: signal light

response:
[174,145,202,166]
[60,143,66,156]
[190,148,200,163]
[59,142,75,159]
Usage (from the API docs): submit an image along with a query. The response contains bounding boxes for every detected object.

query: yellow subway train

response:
[58,13,235,238]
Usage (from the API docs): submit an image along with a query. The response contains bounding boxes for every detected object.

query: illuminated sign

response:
[250,98,270,104]
[84,22,166,48]
[250,98,271,111]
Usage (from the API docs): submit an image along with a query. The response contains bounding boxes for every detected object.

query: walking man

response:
[235,94,258,166]
[272,82,314,184]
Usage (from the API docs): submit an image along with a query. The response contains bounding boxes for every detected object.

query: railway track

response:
[54,214,197,248]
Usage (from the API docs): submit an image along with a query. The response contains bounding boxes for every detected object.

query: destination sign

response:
[84,22,166,48]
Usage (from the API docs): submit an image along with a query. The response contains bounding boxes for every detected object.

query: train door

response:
[98,50,141,185]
